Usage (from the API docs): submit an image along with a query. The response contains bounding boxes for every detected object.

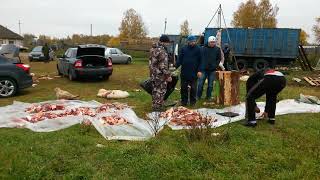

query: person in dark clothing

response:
[42,43,50,63]
[176,35,201,106]
[197,36,222,100]
[223,43,231,70]
[244,69,287,127]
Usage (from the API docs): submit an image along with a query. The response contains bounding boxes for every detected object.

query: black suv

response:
[0,55,33,97]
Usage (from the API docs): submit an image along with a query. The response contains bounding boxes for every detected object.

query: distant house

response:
[0,25,23,47]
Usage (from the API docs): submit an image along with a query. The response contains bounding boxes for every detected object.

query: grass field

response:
[0,54,320,179]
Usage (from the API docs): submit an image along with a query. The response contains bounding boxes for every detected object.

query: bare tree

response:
[146,112,168,137]
[313,17,320,44]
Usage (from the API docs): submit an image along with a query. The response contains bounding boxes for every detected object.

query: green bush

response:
[122,50,148,59]
[307,53,320,67]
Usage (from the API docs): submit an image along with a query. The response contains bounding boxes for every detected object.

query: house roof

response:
[0,25,23,40]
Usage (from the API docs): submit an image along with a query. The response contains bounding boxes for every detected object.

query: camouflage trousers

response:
[152,81,167,111]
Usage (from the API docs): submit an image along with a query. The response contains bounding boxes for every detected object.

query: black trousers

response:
[181,78,197,105]
[246,76,286,122]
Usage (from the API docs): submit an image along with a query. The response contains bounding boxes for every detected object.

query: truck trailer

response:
[204,28,301,70]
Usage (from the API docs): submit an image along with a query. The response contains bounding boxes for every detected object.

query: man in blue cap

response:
[176,35,201,106]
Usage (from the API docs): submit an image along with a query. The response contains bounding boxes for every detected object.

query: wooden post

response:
[216,71,240,105]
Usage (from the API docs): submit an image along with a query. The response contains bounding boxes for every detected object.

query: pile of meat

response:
[100,115,130,125]
[22,103,130,124]
[25,103,65,113]
[22,107,96,123]
[160,106,216,126]
[96,103,129,113]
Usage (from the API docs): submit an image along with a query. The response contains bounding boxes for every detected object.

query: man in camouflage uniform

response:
[149,35,172,111]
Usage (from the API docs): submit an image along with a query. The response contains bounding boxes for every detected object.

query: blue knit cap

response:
[187,35,196,42]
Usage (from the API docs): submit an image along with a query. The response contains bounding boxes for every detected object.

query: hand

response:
[197,72,202,78]
[167,76,172,82]
[219,62,225,71]
[255,106,260,113]
[259,112,268,119]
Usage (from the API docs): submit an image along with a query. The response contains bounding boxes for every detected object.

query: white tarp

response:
[0,100,156,141]
[1,98,320,138]
[156,99,320,130]
[90,108,157,141]
[0,100,99,132]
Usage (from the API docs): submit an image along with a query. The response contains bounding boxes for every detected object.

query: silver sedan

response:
[105,48,132,64]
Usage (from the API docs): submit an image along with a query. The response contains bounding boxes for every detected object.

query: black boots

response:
[243,121,257,127]
[268,118,275,125]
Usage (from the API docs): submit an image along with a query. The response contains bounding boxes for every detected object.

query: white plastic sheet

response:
[1,99,320,138]
[0,100,99,132]
[0,100,156,141]
[155,99,320,130]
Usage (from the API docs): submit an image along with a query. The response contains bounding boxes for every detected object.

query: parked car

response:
[57,44,113,81]
[105,48,132,64]
[0,55,32,97]
[0,44,21,62]
[28,46,54,61]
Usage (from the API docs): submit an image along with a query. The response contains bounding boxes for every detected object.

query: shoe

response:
[181,102,187,106]
[243,121,257,127]
[268,118,275,125]
[152,107,165,112]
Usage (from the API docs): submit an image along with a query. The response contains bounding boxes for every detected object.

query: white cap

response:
[208,36,216,42]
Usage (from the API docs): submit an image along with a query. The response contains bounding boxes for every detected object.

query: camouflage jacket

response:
[149,42,171,82]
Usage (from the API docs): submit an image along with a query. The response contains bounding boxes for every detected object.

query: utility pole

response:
[18,20,22,35]
[90,24,92,36]
[164,18,167,34]
[218,4,222,28]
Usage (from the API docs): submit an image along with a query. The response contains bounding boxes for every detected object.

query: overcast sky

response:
[0,0,319,43]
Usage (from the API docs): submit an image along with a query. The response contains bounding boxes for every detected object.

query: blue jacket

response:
[176,45,201,80]
[200,46,221,72]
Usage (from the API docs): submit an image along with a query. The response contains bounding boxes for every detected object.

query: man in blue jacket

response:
[176,35,201,106]
[197,36,222,100]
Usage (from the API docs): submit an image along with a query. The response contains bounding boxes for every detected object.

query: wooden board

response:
[216,71,240,106]
[303,77,320,87]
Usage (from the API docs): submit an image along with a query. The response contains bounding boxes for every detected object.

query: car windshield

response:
[32,46,42,52]
[116,49,123,54]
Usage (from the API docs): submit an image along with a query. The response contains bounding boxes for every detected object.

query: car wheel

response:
[57,65,62,75]
[101,75,110,81]
[126,58,132,64]
[236,59,248,71]
[0,78,18,97]
[68,70,77,81]
[253,59,269,71]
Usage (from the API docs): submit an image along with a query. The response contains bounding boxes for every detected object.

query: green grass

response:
[1,54,320,179]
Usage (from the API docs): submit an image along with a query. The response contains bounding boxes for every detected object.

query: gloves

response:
[219,62,225,71]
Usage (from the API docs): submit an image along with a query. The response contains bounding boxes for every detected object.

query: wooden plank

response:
[304,77,317,86]
[312,78,320,86]
[309,77,320,86]
[216,71,240,105]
